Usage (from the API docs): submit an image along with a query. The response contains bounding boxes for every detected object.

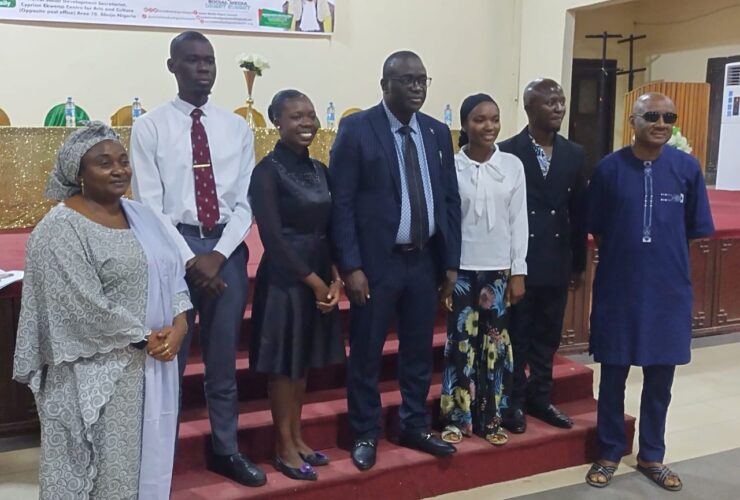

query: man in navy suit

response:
[329,51,461,471]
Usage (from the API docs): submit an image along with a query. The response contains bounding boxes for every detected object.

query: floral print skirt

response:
[440,269,514,439]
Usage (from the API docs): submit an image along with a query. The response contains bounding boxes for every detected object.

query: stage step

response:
[184,298,446,356]
[171,398,635,500]
[181,328,448,409]
[171,231,633,498]
[174,356,596,468]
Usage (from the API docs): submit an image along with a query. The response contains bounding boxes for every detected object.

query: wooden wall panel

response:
[0,296,38,436]
[691,239,715,329]
[622,82,710,172]
[713,239,740,327]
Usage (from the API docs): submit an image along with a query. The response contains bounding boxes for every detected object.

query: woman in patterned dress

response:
[439,94,529,446]
[13,123,192,499]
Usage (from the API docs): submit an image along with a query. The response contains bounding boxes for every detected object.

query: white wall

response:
[573,1,643,147]
[12,0,710,140]
[648,45,740,82]
[572,0,740,148]
[516,0,620,131]
[0,0,526,137]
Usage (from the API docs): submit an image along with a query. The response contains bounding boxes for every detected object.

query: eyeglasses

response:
[389,76,433,88]
[633,111,678,124]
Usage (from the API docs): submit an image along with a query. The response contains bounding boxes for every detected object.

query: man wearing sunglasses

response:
[584,92,714,491]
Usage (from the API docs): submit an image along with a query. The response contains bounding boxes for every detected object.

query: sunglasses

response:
[634,111,678,124]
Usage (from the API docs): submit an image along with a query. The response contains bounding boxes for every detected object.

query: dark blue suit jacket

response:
[328,103,461,284]
[498,127,587,287]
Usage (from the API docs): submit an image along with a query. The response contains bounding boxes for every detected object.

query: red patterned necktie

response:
[190,108,220,230]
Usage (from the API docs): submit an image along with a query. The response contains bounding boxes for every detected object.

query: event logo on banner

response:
[0,0,336,35]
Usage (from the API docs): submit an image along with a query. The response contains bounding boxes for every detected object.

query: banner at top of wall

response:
[0,0,337,36]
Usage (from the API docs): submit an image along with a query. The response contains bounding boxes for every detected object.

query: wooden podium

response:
[622,81,710,171]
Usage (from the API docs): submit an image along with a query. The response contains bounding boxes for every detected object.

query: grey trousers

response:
[177,235,249,455]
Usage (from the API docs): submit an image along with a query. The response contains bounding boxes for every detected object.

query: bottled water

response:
[326,102,336,130]
[65,97,76,128]
[132,97,142,122]
[443,104,453,128]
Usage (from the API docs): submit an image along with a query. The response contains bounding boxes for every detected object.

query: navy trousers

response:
[346,248,438,440]
[597,364,675,463]
[177,236,249,456]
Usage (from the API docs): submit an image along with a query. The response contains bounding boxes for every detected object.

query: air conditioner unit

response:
[715,62,740,190]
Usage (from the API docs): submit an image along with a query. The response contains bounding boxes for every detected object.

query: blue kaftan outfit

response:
[587,146,714,366]
[586,145,714,463]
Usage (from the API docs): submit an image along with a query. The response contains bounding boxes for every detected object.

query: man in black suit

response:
[498,78,587,433]
[328,51,461,471]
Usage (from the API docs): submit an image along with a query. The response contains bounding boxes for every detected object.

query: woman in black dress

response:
[249,90,345,481]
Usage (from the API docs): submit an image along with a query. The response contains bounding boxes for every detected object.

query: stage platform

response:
[2,189,739,296]
[1,190,739,498]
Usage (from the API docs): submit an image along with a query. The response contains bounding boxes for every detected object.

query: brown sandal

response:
[585,462,618,488]
[441,425,463,444]
[637,463,683,492]
[485,430,508,446]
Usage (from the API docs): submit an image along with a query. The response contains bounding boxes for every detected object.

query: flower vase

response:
[243,70,257,129]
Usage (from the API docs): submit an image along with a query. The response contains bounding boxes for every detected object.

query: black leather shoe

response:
[274,456,317,481]
[528,404,573,429]
[502,408,527,434]
[351,439,377,471]
[206,451,267,487]
[398,431,456,457]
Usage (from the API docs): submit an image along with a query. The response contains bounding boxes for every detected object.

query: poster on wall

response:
[0,0,336,35]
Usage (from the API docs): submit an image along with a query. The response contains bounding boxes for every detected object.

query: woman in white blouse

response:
[439,94,528,446]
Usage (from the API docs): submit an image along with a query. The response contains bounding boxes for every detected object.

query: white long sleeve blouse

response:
[455,146,528,274]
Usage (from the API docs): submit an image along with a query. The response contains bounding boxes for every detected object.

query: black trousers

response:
[346,248,438,440]
[508,285,569,412]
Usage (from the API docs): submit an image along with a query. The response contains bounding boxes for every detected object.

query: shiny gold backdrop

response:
[0,127,460,230]
[0,127,333,230]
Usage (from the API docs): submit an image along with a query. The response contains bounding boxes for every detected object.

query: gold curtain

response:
[0,127,334,229]
[0,127,462,230]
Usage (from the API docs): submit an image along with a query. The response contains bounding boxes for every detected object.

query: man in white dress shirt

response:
[130,31,266,487]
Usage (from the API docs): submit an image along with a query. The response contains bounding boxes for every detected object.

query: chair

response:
[43,103,91,127]
[111,105,147,126]
[233,107,267,128]
[0,108,9,126]
[340,107,362,124]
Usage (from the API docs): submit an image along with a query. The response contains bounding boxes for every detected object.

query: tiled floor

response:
[2,334,739,499]
[432,333,740,499]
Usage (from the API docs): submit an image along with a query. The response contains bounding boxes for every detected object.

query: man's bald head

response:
[632,92,675,115]
[630,92,677,150]
[523,78,566,133]
[382,50,422,80]
[170,31,211,59]
[523,78,563,108]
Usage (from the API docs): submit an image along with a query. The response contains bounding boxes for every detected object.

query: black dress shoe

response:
[398,431,456,457]
[502,409,527,434]
[274,456,318,481]
[206,451,267,487]
[299,451,330,466]
[528,404,573,429]
[351,439,377,471]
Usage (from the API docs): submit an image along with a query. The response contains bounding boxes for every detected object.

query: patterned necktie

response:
[190,109,220,230]
[398,125,429,248]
